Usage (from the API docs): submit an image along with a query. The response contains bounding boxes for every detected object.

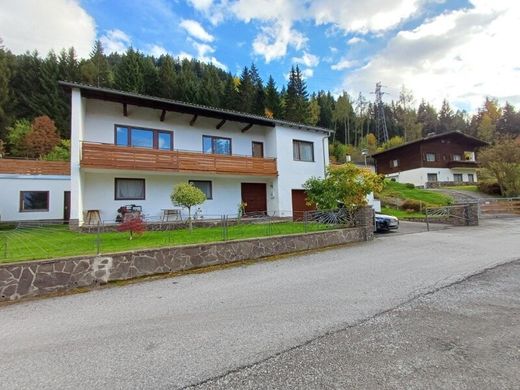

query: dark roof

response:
[59,81,333,134]
[371,131,489,157]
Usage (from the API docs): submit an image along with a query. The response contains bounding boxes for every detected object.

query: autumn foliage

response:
[117,214,145,239]
[24,116,61,158]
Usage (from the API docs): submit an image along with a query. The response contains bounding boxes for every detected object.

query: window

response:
[427,173,438,182]
[115,178,145,200]
[468,174,475,183]
[390,159,399,168]
[453,173,463,183]
[252,141,264,158]
[452,154,462,161]
[203,136,232,155]
[189,180,212,199]
[20,191,49,212]
[425,153,436,162]
[293,140,314,162]
[114,126,173,151]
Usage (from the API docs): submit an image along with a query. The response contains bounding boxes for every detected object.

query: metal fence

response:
[0,209,361,263]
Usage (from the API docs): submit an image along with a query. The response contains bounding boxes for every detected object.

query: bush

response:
[477,181,502,196]
[401,199,423,212]
[405,183,415,189]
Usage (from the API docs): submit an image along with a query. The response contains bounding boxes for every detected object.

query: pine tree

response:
[264,76,281,118]
[81,40,112,87]
[237,66,255,113]
[158,54,176,99]
[141,56,159,96]
[497,102,520,136]
[114,47,144,93]
[417,100,438,136]
[437,99,454,133]
[0,40,10,138]
[249,63,265,115]
[285,66,309,123]
[221,76,239,110]
[198,66,223,107]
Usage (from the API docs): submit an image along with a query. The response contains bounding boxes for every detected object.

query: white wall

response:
[83,100,270,156]
[386,167,479,187]
[274,126,329,216]
[82,171,273,222]
[0,175,70,221]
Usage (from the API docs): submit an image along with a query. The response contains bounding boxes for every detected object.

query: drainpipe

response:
[322,135,329,177]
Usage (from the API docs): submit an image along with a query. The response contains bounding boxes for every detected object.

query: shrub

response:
[401,199,423,212]
[477,181,502,196]
[405,183,415,189]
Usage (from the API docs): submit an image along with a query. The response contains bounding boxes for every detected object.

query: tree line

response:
[0,39,519,160]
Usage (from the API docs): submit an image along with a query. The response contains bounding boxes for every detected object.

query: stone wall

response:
[0,223,372,302]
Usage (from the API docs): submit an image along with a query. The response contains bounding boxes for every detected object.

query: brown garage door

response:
[241,183,267,214]
[292,189,316,221]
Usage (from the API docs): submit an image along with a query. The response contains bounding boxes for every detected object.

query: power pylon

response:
[373,82,389,144]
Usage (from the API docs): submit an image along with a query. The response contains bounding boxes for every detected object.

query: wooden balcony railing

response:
[0,158,70,175]
[81,142,278,176]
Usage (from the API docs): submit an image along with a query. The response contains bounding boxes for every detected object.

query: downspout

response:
[322,134,329,176]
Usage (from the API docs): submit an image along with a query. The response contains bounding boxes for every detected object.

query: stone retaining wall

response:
[0,222,372,302]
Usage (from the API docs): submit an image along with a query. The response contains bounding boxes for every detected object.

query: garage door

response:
[241,183,267,214]
[291,190,316,221]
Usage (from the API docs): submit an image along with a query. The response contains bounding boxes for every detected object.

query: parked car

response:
[375,213,399,232]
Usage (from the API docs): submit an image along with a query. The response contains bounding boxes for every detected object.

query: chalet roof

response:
[371,131,489,157]
[59,81,333,135]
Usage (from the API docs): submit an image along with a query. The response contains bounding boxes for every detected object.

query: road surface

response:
[0,218,519,389]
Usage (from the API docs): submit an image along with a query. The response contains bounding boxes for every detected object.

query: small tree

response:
[479,137,520,196]
[303,163,384,210]
[24,116,61,158]
[117,214,145,240]
[171,183,206,231]
[43,139,70,161]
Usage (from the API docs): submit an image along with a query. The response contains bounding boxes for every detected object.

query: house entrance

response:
[241,183,267,214]
[291,189,316,221]
[63,191,71,222]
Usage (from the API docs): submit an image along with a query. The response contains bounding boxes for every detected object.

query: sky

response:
[0,0,519,112]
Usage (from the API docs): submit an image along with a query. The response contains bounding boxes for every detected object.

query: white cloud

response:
[293,51,320,67]
[302,68,314,79]
[180,19,214,42]
[331,58,356,71]
[148,44,167,57]
[100,29,131,54]
[179,40,228,70]
[347,37,365,45]
[310,0,423,34]
[188,0,214,11]
[252,20,307,63]
[0,0,96,58]
[330,47,338,53]
[345,0,520,111]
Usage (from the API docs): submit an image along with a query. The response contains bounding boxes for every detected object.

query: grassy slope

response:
[0,222,328,264]
[377,181,453,219]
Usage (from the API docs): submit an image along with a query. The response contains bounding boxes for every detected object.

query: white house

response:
[0,159,70,222]
[60,82,332,225]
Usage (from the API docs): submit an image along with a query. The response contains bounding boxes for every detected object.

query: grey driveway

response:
[0,219,519,389]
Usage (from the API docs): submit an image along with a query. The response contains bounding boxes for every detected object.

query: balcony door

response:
[241,183,267,214]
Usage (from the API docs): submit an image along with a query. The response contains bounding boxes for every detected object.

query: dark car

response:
[375,213,399,232]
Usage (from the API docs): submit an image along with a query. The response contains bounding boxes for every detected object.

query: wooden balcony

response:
[0,158,70,175]
[81,142,278,176]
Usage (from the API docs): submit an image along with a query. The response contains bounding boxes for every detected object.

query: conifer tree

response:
[158,54,176,99]
[249,63,265,115]
[81,40,112,87]
[264,75,281,118]
[237,66,255,113]
[114,47,144,93]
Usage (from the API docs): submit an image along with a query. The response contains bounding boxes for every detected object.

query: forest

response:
[0,39,519,161]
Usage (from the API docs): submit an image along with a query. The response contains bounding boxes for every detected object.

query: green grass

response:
[380,206,425,219]
[378,181,453,206]
[0,221,330,264]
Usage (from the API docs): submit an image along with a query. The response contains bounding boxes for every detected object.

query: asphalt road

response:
[1,218,519,389]
[195,260,520,389]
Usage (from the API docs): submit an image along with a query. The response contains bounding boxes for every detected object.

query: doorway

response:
[63,191,71,222]
[291,189,316,221]
[241,183,267,214]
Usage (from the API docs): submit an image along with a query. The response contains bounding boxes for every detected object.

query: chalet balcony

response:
[80,142,278,176]
[447,160,479,168]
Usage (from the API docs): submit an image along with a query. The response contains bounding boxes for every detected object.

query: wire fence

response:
[0,209,363,263]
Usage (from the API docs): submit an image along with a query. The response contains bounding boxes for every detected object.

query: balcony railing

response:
[81,142,278,176]
[0,158,70,175]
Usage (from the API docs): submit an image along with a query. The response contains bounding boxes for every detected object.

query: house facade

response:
[61,82,331,225]
[372,131,488,187]
[0,159,71,222]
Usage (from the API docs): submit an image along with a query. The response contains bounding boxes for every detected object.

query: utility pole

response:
[372,82,389,144]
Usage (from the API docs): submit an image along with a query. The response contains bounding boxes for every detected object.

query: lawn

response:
[0,221,330,264]
[380,206,425,219]
[442,185,479,192]
[378,181,453,206]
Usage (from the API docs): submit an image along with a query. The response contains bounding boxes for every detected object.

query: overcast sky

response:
[0,0,519,112]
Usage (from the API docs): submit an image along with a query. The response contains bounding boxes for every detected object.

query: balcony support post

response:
[216,119,226,129]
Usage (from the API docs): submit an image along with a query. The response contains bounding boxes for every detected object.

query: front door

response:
[63,191,71,222]
[241,183,267,214]
[291,189,316,221]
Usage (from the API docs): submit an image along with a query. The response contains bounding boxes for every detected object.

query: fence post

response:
[304,211,308,233]
[96,221,101,255]
[425,208,430,232]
